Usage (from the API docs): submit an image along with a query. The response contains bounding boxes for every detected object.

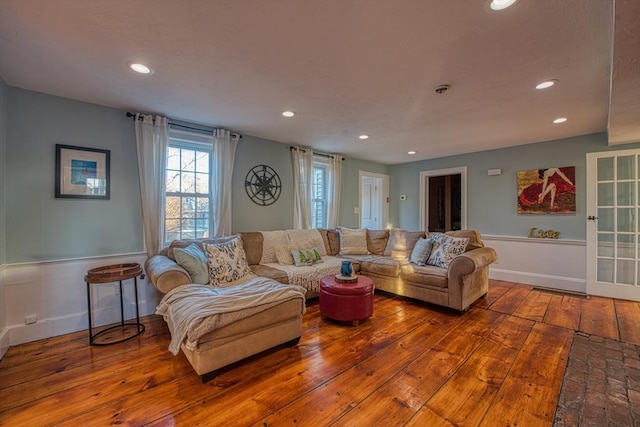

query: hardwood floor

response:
[1,280,639,426]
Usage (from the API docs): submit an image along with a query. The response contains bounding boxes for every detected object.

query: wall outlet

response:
[25,314,38,325]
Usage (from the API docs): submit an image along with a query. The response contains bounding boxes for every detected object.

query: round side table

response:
[319,275,374,326]
[85,263,145,346]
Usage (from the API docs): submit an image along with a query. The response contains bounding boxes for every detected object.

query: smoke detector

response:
[433,84,450,94]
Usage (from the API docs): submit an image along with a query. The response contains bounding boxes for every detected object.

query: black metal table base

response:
[87,275,145,346]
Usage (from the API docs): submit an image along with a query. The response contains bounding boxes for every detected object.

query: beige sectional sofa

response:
[146,228,497,312]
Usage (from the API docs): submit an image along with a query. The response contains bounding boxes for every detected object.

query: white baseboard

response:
[7,299,158,346]
[0,326,9,360]
[489,268,586,294]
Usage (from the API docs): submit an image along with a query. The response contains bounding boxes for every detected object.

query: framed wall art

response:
[55,144,110,199]
[517,166,575,214]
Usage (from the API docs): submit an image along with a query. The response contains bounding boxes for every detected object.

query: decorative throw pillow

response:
[339,227,369,255]
[173,243,209,284]
[205,236,254,286]
[409,237,433,266]
[290,247,324,266]
[427,235,469,268]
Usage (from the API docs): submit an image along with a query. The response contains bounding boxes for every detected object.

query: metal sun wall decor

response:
[245,165,282,206]
[517,166,576,214]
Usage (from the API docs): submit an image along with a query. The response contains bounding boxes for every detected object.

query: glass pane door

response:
[587,150,640,301]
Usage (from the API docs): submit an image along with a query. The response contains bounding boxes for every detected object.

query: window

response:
[311,159,328,228]
[164,132,213,244]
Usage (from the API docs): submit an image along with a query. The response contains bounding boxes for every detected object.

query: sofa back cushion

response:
[237,232,263,265]
[445,230,484,251]
[338,227,369,255]
[383,229,426,260]
[286,229,327,256]
[325,229,341,256]
[367,229,389,255]
[259,230,289,264]
[166,236,237,261]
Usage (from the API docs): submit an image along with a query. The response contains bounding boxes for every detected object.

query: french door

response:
[586,149,640,301]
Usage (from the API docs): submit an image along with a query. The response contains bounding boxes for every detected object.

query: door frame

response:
[419,166,467,231]
[358,171,389,229]
[586,148,640,301]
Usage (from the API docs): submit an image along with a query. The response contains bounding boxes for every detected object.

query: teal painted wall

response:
[0,78,7,334]
[6,88,144,262]
[232,135,294,232]
[390,132,640,239]
[5,87,388,261]
[232,136,389,231]
[0,78,7,266]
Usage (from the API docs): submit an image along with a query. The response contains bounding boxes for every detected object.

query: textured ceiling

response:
[0,0,637,164]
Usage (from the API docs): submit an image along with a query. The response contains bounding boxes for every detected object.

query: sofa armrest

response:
[448,247,498,278]
[145,255,191,294]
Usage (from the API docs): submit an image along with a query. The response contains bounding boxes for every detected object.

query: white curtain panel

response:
[135,114,169,256]
[212,129,239,236]
[326,154,342,228]
[291,147,314,229]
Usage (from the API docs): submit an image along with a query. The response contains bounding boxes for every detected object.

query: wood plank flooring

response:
[1,280,639,426]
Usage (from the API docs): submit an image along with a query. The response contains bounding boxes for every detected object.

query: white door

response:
[587,149,640,301]
[361,177,381,229]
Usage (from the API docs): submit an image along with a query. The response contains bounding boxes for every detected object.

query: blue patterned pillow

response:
[426,235,469,268]
[205,237,254,286]
[409,237,433,266]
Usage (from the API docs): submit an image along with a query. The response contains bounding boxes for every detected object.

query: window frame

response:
[164,129,214,245]
[312,157,329,229]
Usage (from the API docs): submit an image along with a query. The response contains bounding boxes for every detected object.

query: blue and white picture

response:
[70,159,97,185]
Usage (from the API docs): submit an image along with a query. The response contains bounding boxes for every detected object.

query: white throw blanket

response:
[156,277,306,355]
[265,256,343,293]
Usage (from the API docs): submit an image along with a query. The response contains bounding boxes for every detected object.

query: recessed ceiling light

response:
[358,135,369,140]
[536,79,558,90]
[408,150,417,155]
[127,62,153,74]
[282,111,295,117]
[490,0,517,10]
[553,117,568,124]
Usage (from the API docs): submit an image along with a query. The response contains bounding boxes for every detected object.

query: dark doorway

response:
[428,174,462,232]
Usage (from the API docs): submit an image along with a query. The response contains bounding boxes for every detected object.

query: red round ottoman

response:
[319,275,374,326]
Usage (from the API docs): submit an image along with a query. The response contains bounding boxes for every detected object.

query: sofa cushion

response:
[173,243,209,285]
[249,264,290,284]
[286,229,327,256]
[360,256,403,277]
[325,229,341,256]
[400,264,449,289]
[205,237,255,287]
[367,229,389,255]
[239,232,264,265]
[167,236,236,261]
[445,230,484,251]
[339,227,369,255]
[383,229,426,260]
[409,237,433,266]
[260,230,289,264]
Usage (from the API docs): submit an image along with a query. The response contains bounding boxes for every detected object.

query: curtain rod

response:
[290,146,345,161]
[125,112,242,139]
